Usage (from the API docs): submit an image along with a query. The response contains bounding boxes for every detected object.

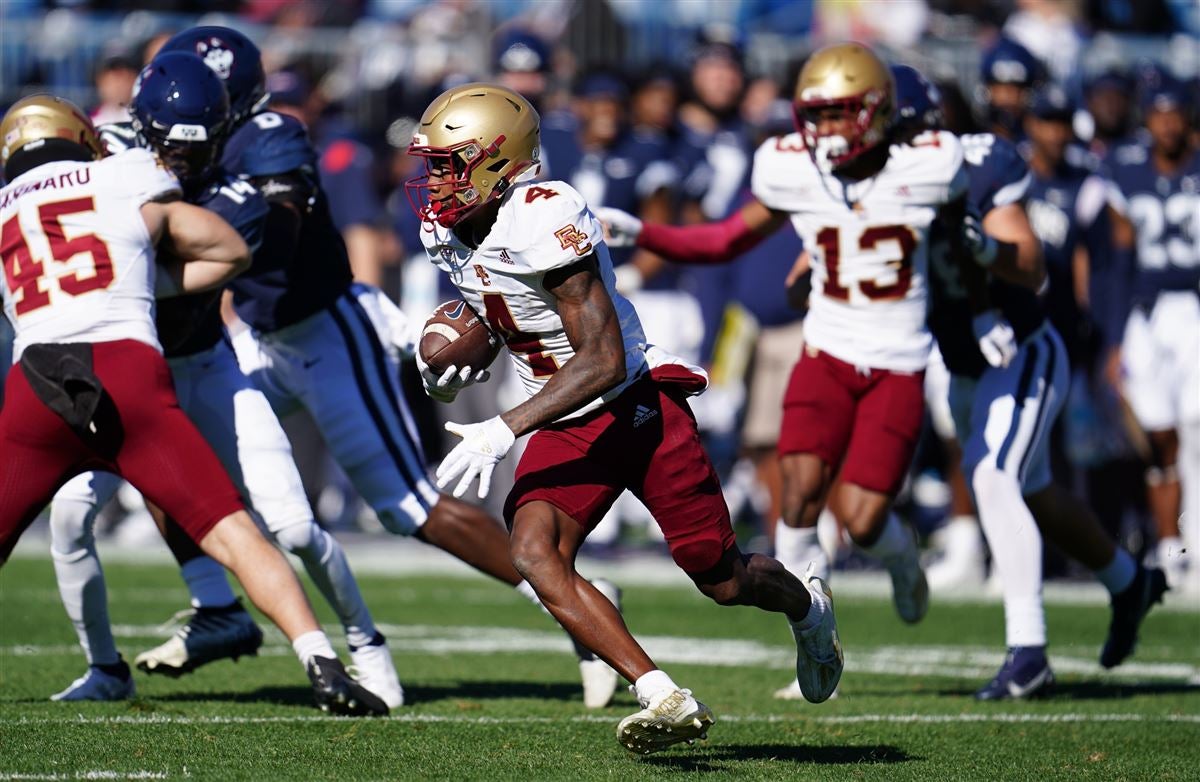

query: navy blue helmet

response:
[131,51,231,186]
[891,64,943,131]
[980,38,1045,88]
[159,26,266,126]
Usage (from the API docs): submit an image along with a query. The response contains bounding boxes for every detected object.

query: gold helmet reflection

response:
[406,82,540,227]
[793,42,895,169]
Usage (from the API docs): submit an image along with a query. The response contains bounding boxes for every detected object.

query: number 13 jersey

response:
[418,179,647,420]
[752,130,966,372]
[0,149,180,360]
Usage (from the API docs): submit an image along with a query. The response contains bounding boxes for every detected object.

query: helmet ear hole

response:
[486,158,509,172]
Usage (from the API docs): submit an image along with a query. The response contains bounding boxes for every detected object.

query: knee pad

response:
[49,498,101,555]
[970,465,1023,506]
[670,536,727,577]
[271,521,320,556]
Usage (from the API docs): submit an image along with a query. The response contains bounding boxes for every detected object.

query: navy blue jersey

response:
[320,137,385,231]
[157,173,269,357]
[1103,141,1200,306]
[1024,157,1111,361]
[539,118,678,274]
[928,133,1045,378]
[221,111,353,332]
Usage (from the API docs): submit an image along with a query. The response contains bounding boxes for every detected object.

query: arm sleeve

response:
[637,209,767,264]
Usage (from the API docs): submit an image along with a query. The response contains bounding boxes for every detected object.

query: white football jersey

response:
[752,130,967,372]
[0,149,180,360]
[419,180,647,420]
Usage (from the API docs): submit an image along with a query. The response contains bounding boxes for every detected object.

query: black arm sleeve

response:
[249,172,311,271]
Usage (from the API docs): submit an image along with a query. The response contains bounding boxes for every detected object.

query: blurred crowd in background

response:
[1,0,1197,587]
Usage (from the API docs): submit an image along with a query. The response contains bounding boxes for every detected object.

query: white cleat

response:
[349,634,405,709]
[789,562,844,704]
[579,578,622,709]
[616,688,715,755]
[51,663,135,702]
[773,677,839,701]
[887,548,930,624]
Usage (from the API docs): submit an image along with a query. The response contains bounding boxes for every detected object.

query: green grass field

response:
[1,554,1198,781]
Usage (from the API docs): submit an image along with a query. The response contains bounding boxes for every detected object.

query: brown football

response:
[419,299,502,376]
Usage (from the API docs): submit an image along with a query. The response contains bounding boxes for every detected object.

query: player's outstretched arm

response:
[597,199,788,266]
[501,254,627,437]
[145,201,251,297]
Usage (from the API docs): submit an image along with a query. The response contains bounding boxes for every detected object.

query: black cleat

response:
[307,656,390,717]
[136,599,264,677]
[1100,565,1168,669]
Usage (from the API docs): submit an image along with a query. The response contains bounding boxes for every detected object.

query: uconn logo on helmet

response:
[196,39,235,80]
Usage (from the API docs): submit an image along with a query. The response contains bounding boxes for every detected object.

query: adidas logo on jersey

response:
[498,249,514,265]
[633,404,658,428]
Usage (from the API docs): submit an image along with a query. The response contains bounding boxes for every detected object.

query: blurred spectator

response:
[1085,0,1177,34]
[1080,69,1137,156]
[141,31,175,65]
[493,28,554,111]
[629,66,680,137]
[978,36,1046,142]
[936,78,983,135]
[1004,0,1085,84]
[540,69,678,283]
[89,54,138,126]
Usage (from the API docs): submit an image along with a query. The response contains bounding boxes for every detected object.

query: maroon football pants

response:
[0,339,243,562]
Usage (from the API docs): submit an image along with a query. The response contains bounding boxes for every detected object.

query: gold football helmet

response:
[406,82,540,227]
[0,94,104,174]
[793,42,895,169]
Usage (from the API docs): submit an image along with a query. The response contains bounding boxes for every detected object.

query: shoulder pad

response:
[102,148,182,204]
[503,181,603,273]
[224,112,316,177]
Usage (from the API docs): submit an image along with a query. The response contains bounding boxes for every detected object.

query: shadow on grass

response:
[934,680,1199,700]
[149,680,583,707]
[643,743,915,771]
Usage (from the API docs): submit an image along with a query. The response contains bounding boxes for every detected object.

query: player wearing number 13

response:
[598,44,1010,641]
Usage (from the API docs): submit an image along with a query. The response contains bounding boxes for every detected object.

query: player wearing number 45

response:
[1099,73,1200,594]
[407,82,844,754]
[598,42,1029,695]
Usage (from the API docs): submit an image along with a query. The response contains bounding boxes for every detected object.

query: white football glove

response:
[415,350,490,403]
[961,206,999,267]
[973,311,1018,368]
[436,416,516,499]
[593,206,643,248]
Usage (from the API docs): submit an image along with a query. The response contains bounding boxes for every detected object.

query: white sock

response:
[973,467,1046,648]
[51,545,119,666]
[1095,548,1137,595]
[633,669,680,704]
[792,581,829,633]
[775,520,829,581]
[275,522,377,649]
[180,556,238,609]
[861,513,916,566]
[292,630,338,669]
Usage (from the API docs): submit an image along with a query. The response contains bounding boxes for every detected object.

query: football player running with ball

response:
[406,83,843,754]
[160,26,622,709]
[0,95,385,716]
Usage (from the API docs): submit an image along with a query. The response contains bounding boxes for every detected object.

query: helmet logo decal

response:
[166,124,209,141]
[197,39,235,80]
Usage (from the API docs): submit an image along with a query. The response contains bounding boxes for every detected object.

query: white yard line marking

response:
[7,626,1198,683]
[1,713,1197,727]
[0,773,169,780]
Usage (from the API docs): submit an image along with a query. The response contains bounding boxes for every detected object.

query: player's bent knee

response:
[698,576,745,606]
[272,520,319,556]
[970,465,1022,505]
[49,499,100,554]
[508,531,560,581]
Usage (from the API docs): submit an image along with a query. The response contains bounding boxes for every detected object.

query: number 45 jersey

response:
[418,179,647,421]
[752,130,967,372]
[0,149,181,360]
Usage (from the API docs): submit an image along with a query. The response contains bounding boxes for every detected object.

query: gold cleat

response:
[615,689,716,755]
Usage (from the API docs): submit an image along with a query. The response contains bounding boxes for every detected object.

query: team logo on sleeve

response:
[554,225,592,257]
